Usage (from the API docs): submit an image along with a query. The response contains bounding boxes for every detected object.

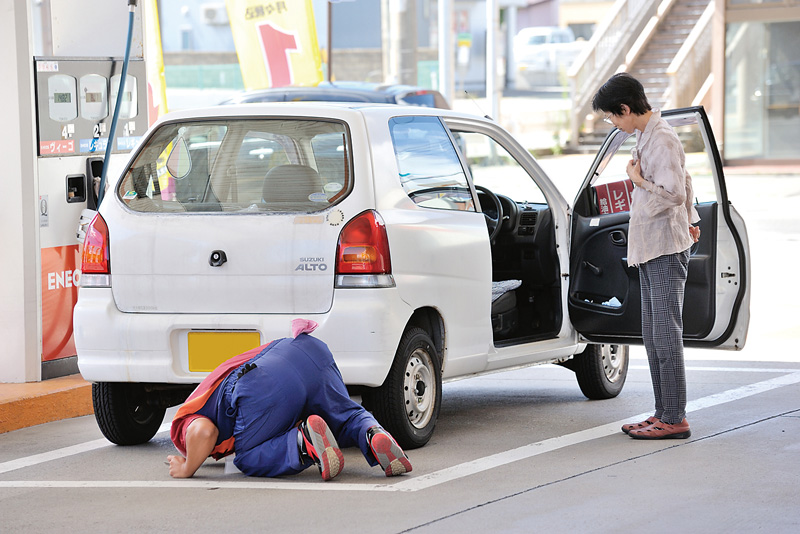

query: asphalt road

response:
[1,170,798,533]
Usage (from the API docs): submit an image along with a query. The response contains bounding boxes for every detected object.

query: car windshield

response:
[117,118,352,213]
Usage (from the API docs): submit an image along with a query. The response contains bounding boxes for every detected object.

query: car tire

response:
[572,344,629,400]
[364,327,442,450]
[92,382,166,445]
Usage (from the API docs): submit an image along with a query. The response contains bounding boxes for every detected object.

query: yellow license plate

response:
[188,331,262,373]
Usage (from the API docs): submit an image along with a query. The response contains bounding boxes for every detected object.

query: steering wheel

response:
[476,185,503,243]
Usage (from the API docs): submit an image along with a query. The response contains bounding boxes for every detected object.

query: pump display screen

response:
[36,59,145,156]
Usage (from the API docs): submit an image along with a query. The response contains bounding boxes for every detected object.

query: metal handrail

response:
[567,0,660,148]
[665,1,715,109]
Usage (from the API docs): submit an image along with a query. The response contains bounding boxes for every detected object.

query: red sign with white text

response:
[594,179,635,214]
[41,245,81,361]
[40,139,75,155]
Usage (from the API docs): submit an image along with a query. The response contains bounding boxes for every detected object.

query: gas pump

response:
[33,57,148,378]
[27,0,149,380]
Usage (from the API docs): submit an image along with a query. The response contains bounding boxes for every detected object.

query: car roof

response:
[149,101,483,129]
[220,82,450,109]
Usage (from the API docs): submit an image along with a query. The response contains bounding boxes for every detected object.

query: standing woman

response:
[591,73,701,439]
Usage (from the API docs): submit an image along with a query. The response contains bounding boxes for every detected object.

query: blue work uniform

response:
[204,334,380,477]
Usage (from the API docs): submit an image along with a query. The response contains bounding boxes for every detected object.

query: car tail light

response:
[335,210,394,288]
[80,213,111,287]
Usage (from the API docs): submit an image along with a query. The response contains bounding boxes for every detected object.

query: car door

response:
[109,116,354,316]
[440,116,577,370]
[568,107,750,349]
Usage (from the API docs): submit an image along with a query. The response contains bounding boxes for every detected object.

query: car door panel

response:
[568,211,639,337]
[683,202,717,339]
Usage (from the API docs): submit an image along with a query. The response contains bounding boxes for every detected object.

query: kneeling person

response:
[167,320,412,480]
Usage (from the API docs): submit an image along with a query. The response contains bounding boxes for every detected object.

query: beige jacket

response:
[627,110,701,266]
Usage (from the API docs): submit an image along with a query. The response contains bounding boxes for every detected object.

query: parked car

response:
[514,26,586,88]
[74,103,750,449]
[219,81,450,109]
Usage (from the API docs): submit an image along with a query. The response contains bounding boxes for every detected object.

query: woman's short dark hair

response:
[591,73,652,116]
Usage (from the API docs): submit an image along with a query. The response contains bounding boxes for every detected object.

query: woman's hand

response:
[689,225,701,243]
[626,159,644,187]
[167,455,191,478]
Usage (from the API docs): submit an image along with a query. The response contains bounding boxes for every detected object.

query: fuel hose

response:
[97,0,138,205]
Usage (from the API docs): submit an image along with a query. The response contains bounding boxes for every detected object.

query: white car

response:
[514,26,585,87]
[74,103,750,449]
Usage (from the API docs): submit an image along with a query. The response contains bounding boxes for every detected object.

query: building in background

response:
[558,0,612,40]
[44,0,800,163]
[719,1,800,163]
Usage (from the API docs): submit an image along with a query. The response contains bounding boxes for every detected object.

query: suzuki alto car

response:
[74,103,750,449]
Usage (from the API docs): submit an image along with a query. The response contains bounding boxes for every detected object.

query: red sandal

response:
[621,416,659,435]
[629,418,691,440]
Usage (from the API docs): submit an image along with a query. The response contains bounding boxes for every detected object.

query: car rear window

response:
[117,119,352,213]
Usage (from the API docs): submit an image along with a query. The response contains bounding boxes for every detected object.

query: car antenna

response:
[464,90,492,120]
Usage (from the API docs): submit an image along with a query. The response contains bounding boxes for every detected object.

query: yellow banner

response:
[225,0,323,89]
[144,0,168,124]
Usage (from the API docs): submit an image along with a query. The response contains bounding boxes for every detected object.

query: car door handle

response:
[609,230,627,246]
[582,261,602,276]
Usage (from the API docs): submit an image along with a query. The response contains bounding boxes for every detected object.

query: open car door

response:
[568,107,750,349]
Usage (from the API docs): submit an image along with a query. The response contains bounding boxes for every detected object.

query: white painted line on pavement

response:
[0,423,170,476]
[632,365,800,373]
[0,438,111,476]
[392,371,800,492]
[1,372,798,492]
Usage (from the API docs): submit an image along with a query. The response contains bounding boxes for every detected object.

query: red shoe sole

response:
[370,432,412,477]
[306,415,344,480]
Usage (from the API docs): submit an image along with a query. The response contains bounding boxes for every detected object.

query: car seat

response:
[262,164,325,210]
[491,280,521,336]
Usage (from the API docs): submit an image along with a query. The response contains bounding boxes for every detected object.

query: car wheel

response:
[364,327,442,450]
[92,382,166,445]
[572,344,629,400]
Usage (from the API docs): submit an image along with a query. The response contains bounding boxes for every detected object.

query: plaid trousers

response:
[638,249,690,424]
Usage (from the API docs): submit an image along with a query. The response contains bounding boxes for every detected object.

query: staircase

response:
[630,0,711,110]
[567,0,715,151]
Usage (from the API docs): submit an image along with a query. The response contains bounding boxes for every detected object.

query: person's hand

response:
[689,225,701,243]
[626,159,644,187]
[167,455,190,478]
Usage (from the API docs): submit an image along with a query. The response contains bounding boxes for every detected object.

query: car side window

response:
[389,116,475,211]
[453,130,548,205]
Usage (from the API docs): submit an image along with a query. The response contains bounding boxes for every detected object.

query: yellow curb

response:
[0,374,93,434]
